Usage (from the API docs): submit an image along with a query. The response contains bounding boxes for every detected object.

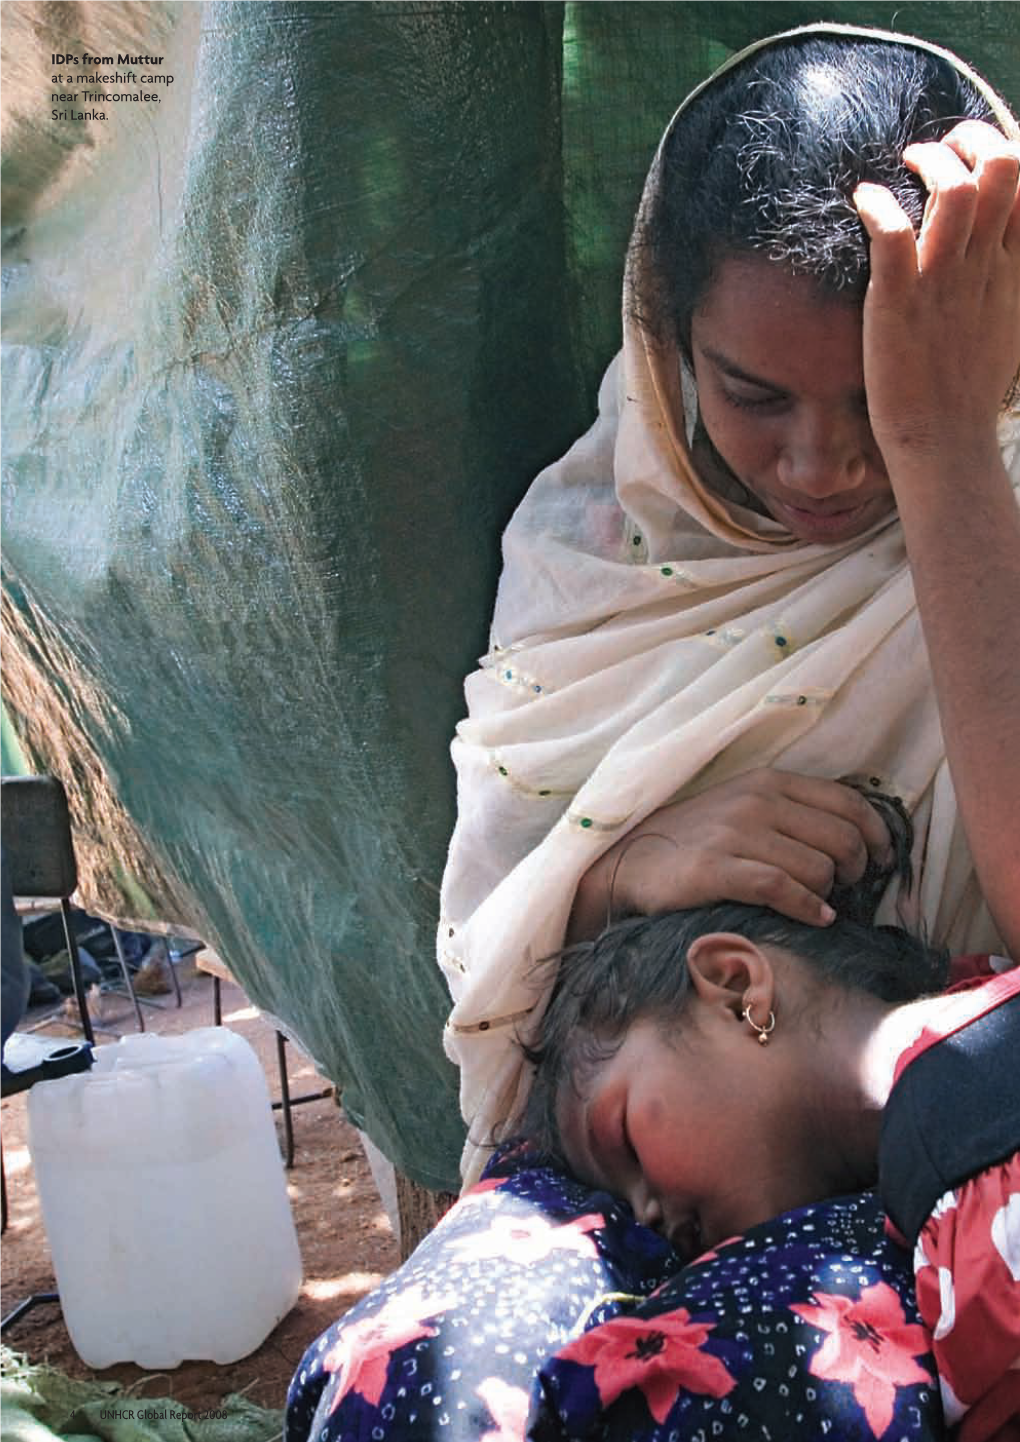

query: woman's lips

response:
[769,496,873,540]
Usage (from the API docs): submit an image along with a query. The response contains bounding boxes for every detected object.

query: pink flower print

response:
[450,1211,604,1265]
[791,1281,931,1437]
[476,1376,530,1441]
[322,1282,457,1410]
[557,1309,736,1424]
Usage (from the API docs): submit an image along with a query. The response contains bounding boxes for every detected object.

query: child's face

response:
[556,1011,821,1261]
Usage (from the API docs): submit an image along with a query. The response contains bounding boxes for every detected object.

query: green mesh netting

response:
[2,2,1015,1191]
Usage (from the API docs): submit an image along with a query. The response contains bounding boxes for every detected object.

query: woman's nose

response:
[777,415,868,498]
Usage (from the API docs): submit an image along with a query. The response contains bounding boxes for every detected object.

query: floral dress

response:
[287,1146,945,1441]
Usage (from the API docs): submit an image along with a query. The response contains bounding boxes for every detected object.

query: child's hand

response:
[853,120,1020,477]
[569,769,893,938]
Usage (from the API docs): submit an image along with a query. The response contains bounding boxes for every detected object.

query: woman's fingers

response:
[942,117,1018,168]
[854,121,1020,463]
[756,770,894,869]
[770,800,869,888]
[942,121,1020,252]
[1005,167,1020,253]
[737,829,842,898]
[680,772,895,920]
[878,123,1020,270]
[902,140,978,264]
[716,858,837,928]
[852,182,917,290]
[856,123,1020,275]
[589,770,898,933]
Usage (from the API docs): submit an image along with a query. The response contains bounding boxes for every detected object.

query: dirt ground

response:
[0,954,400,1415]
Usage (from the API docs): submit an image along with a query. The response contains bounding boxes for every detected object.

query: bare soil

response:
[0,957,400,1414]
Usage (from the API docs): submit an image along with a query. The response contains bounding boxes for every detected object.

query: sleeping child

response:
[521,903,1019,1440]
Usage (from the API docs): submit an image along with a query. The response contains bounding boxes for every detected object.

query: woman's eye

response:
[722,389,787,413]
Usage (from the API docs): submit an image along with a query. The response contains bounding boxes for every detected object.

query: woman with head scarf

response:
[288,28,1018,1442]
[438,25,1020,1188]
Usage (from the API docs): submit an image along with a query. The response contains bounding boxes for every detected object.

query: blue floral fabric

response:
[286,1148,945,1442]
[532,1194,943,1441]
[286,1145,680,1442]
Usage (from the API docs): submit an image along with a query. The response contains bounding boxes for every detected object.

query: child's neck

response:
[809,990,955,1187]
[860,992,956,1107]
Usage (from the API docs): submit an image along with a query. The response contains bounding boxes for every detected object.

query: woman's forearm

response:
[852,120,1020,954]
[894,444,1020,956]
[567,851,617,944]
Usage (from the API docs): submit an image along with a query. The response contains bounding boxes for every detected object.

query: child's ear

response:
[685,933,775,1023]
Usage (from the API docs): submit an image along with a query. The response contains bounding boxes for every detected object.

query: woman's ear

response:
[685,933,776,1024]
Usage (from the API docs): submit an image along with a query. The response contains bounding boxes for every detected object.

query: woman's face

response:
[690,255,896,544]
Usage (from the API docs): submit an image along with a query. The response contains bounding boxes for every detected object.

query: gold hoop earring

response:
[742,1004,776,1046]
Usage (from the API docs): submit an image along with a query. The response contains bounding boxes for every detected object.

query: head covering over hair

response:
[438,24,1020,1187]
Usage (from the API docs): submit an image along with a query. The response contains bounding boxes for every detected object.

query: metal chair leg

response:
[110,927,146,1032]
[164,940,183,1007]
[275,1031,295,1169]
[1,1291,60,1332]
[207,970,330,1168]
[268,1037,332,1169]
[60,898,94,1045]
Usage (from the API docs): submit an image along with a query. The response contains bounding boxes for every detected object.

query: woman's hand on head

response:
[853,119,1020,475]
[567,769,894,943]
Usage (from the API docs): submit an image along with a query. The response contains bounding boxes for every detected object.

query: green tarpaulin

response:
[2,2,1015,1191]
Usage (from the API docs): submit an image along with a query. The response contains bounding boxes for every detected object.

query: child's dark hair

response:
[520,788,945,1165]
[521,904,948,1167]
[631,35,1000,358]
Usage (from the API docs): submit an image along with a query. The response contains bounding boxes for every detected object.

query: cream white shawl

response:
[439,24,1020,1187]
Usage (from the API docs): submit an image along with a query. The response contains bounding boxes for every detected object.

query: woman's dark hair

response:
[631,36,1000,356]
[520,901,949,1166]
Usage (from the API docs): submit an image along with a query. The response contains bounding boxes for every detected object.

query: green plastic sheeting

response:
[2,2,1015,1192]
[1,702,30,777]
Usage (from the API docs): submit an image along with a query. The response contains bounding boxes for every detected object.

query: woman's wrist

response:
[567,841,640,945]
[566,860,611,945]
[885,447,1013,536]
[883,429,1006,495]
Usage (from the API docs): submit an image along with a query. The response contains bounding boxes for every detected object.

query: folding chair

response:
[0,774,96,1330]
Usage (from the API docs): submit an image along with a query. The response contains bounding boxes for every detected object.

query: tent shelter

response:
[2,1,1015,1203]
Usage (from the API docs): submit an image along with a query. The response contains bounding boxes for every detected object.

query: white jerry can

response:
[27,1027,303,1368]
